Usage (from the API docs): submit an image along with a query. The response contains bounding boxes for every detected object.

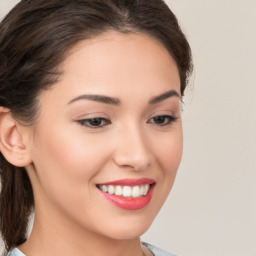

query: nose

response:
[113,124,153,171]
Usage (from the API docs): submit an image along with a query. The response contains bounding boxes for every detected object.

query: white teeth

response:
[143,184,150,195]
[132,186,140,198]
[108,185,115,194]
[114,185,123,196]
[99,184,152,197]
[102,185,108,192]
[140,186,144,195]
[123,186,132,197]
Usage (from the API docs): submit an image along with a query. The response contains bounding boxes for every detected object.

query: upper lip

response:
[97,178,155,186]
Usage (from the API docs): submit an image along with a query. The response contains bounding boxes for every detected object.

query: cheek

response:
[152,126,183,201]
[35,127,108,178]
[155,127,183,174]
[31,125,112,206]
[30,126,115,228]
[143,126,182,219]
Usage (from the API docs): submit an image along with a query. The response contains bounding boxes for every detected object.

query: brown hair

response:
[0,0,192,254]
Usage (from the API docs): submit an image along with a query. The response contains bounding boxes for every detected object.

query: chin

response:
[96,212,157,240]
[104,225,150,240]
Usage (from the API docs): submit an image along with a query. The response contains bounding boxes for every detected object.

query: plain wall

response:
[0,1,255,256]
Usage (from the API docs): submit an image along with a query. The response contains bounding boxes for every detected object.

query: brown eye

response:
[77,118,111,128]
[148,115,177,126]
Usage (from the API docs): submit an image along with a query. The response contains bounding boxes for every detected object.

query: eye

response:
[148,115,177,126]
[77,117,111,128]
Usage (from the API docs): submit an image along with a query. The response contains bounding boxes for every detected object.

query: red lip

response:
[97,181,155,210]
[97,178,155,186]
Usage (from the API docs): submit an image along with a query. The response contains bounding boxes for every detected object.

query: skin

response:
[14,31,183,256]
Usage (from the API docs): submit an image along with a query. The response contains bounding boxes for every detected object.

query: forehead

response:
[40,31,180,106]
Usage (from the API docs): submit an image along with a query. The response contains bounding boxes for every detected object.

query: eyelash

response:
[77,117,110,128]
[147,115,178,126]
[77,115,178,129]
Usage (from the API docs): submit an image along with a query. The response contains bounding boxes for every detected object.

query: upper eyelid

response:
[148,112,177,121]
[77,117,111,128]
[76,114,177,125]
[76,113,177,120]
[72,103,179,118]
[148,115,178,122]
[75,112,108,119]
[78,117,110,122]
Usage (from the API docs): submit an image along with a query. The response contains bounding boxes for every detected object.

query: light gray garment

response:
[142,242,177,256]
[8,242,177,256]
[8,248,25,256]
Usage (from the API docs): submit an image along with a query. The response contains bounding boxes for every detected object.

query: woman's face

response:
[26,31,182,240]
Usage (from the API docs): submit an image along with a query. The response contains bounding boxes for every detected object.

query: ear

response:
[0,107,32,167]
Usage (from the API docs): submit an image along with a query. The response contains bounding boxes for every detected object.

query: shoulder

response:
[8,248,26,256]
[142,242,177,256]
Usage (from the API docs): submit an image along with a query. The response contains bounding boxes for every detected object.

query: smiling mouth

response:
[96,178,155,210]
[96,184,153,198]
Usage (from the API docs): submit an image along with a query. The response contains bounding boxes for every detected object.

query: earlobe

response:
[0,107,32,167]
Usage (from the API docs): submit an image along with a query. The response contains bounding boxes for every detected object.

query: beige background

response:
[0,0,256,255]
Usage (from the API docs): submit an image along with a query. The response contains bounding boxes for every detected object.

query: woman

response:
[0,0,192,255]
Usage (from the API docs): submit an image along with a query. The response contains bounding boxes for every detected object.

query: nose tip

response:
[114,152,151,171]
[113,131,153,171]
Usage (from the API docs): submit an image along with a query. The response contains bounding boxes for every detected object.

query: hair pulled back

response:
[0,0,192,254]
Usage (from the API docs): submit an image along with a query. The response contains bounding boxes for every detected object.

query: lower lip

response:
[98,184,155,210]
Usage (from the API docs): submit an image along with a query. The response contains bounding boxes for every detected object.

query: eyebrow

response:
[68,94,120,105]
[149,90,180,104]
[68,89,180,106]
